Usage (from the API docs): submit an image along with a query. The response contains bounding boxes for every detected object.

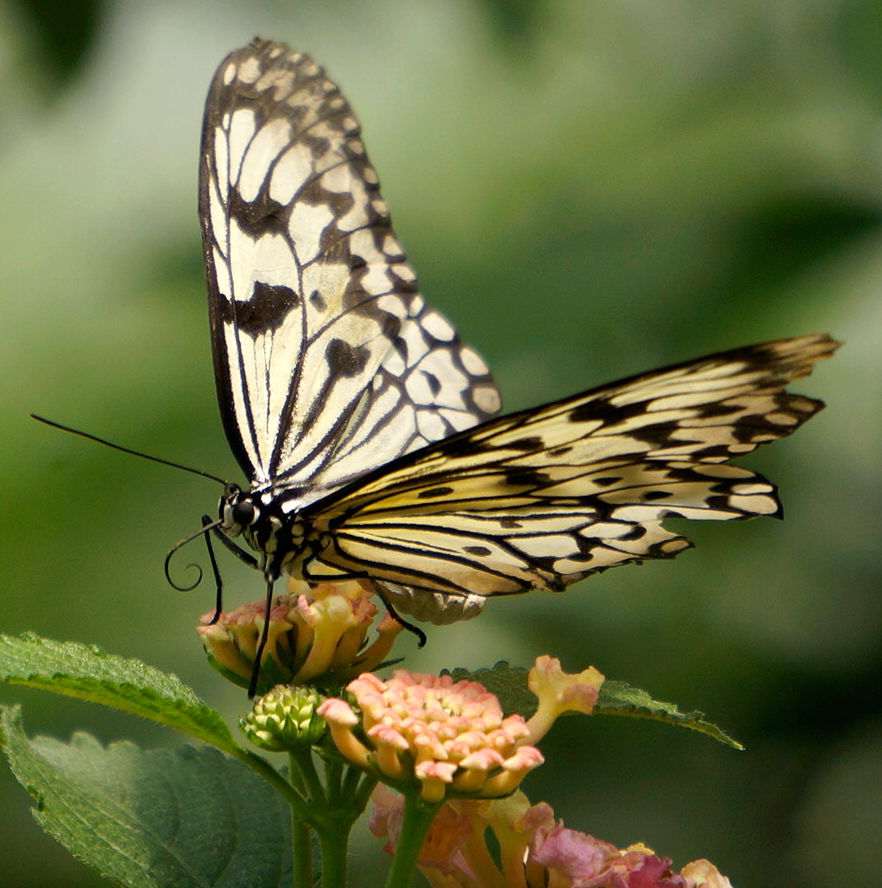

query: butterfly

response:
[198,38,837,653]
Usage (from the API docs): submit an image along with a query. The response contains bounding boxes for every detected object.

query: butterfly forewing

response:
[300,335,837,613]
[200,40,500,503]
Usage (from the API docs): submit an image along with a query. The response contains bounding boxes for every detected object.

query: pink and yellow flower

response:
[197,579,402,690]
[319,670,543,803]
[318,657,604,804]
[525,656,604,742]
[371,788,734,888]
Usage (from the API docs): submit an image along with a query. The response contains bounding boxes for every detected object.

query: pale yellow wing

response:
[299,334,837,621]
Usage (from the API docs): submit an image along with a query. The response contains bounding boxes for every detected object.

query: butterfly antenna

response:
[31,414,228,485]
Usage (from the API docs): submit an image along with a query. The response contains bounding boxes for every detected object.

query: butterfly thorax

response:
[218,483,310,579]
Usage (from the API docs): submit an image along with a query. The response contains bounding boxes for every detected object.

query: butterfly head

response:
[219,482,259,538]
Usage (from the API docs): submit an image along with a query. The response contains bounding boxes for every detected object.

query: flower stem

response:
[288,747,326,807]
[291,816,312,888]
[316,820,351,888]
[287,752,314,888]
[353,771,379,814]
[324,756,344,807]
[382,794,441,888]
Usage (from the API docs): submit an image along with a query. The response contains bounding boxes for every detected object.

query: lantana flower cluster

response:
[370,787,734,888]
[196,583,737,887]
[318,657,604,803]
[197,578,401,690]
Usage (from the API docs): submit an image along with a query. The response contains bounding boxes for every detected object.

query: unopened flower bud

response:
[241,684,327,751]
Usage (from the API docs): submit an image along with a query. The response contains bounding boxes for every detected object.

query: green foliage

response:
[0,633,236,753]
[596,680,743,750]
[1,707,293,888]
[1,635,739,887]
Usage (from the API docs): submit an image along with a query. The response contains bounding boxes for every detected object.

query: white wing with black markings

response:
[199,40,500,506]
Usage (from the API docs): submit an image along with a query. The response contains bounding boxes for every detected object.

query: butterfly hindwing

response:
[300,335,837,618]
[199,40,500,505]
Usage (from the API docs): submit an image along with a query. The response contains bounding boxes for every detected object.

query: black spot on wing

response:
[417,486,455,499]
[310,290,326,311]
[695,401,746,419]
[696,444,737,460]
[228,189,288,237]
[569,396,641,423]
[233,283,300,336]
[659,509,688,520]
[326,338,370,377]
[642,489,674,501]
[464,545,492,556]
[729,410,781,443]
[593,476,622,487]
[381,313,402,340]
[303,133,332,164]
[506,436,544,452]
[504,468,550,487]
[424,372,442,397]
[706,493,736,512]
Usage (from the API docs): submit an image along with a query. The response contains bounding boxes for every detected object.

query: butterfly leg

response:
[199,516,260,624]
[249,577,275,698]
[208,520,259,569]
[199,516,225,624]
[372,583,428,648]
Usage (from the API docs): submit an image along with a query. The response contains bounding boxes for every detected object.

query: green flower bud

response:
[241,684,327,751]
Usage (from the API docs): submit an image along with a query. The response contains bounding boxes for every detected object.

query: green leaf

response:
[0,633,314,812]
[1,705,293,888]
[448,661,743,749]
[596,680,744,750]
[0,633,237,753]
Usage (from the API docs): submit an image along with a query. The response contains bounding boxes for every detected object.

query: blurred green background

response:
[1,1,879,885]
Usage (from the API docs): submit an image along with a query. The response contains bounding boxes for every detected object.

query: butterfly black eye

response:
[223,482,241,501]
[232,500,256,526]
